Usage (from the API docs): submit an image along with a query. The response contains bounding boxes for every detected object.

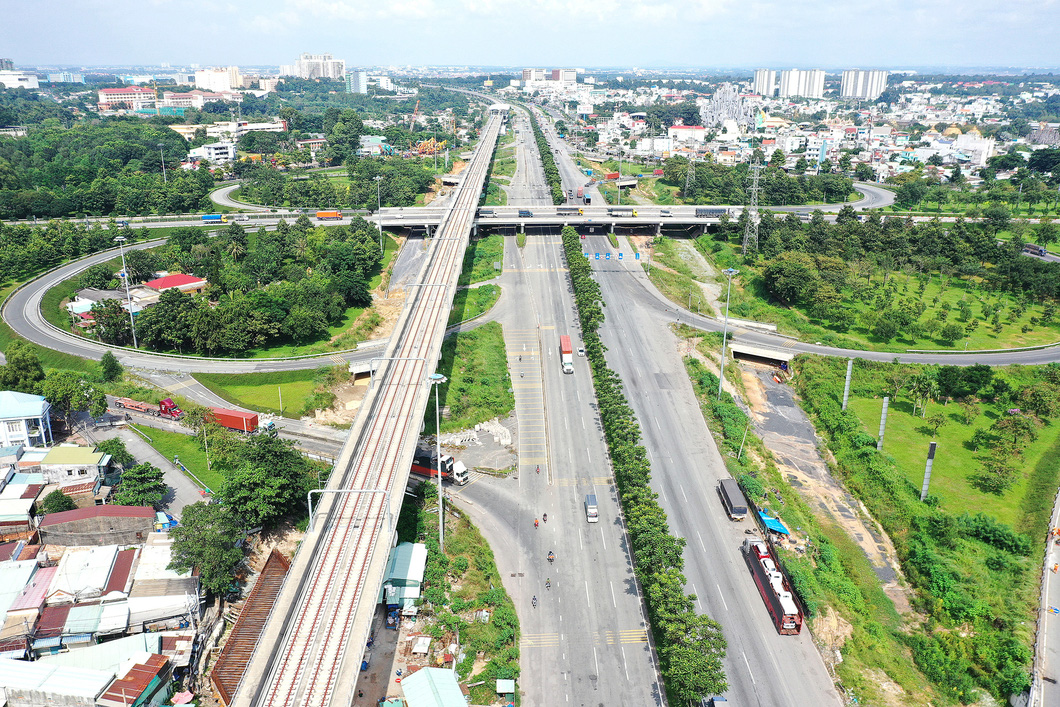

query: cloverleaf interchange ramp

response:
[227,110,506,707]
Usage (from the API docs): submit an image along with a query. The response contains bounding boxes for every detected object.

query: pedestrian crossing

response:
[519,628,648,648]
[555,476,612,487]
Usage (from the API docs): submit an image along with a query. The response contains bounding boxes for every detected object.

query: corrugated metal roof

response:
[40,446,106,466]
[132,531,189,581]
[64,602,102,635]
[0,497,33,521]
[0,559,37,616]
[9,565,58,611]
[0,391,48,419]
[35,604,71,638]
[211,549,291,705]
[98,654,168,706]
[0,656,114,698]
[97,599,130,635]
[38,632,158,672]
[49,545,119,601]
[40,505,154,527]
[9,472,43,484]
[105,548,138,595]
[385,542,428,585]
[401,667,467,707]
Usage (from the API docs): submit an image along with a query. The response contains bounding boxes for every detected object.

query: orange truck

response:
[316,210,342,220]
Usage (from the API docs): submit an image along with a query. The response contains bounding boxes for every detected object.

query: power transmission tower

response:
[743,157,762,254]
[685,158,695,197]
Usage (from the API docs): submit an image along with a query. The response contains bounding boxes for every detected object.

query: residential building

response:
[46,72,84,84]
[551,69,577,83]
[753,69,776,97]
[188,141,237,163]
[0,656,115,705]
[0,481,44,538]
[667,124,708,144]
[97,86,156,109]
[0,71,39,90]
[522,68,546,83]
[401,667,466,707]
[346,70,368,94]
[841,69,889,101]
[281,53,346,80]
[372,75,394,91]
[39,507,154,546]
[0,391,53,448]
[39,445,112,489]
[160,89,242,109]
[168,119,286,142]
[779,69,825,99]
[195,66,241,92]
[143,273,208,295]
[380,542,427,613]
[0,59,12,71]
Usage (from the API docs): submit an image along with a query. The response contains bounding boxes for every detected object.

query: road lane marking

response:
[743,651,755,684]
[610,581,617,608]
[697,531,707,552]
[680,484,688,502]
[584,581,591,608]
[621,646,630,681]
[718,584,728,611]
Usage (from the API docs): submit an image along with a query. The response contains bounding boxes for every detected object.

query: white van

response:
[585,494,599,523]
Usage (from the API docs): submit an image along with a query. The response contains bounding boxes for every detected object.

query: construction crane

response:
[407,100,420,130]
[415,137,447,155]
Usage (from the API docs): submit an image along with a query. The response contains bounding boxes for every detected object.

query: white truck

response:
[560,335,574,375]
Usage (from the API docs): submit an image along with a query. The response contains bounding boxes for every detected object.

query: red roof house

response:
[143,273,207,295]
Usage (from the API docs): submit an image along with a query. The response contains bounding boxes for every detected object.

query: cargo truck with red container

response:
[742,537,803,634]
[410,451,469,485]
[560,335,574,374]
[113,397,184,420]
[576,186,584,199]
[209,407,260,434]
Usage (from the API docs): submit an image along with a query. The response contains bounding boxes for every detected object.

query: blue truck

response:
[201,214,227,223]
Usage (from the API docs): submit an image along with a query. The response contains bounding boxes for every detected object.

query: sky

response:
[7,0,1060,70]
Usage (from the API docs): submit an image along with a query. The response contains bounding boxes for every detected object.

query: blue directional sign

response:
[635,253,641,260]
[594,253,599,260]
[605,253,611,260]
[618,253,623,260]
[584,252,590,259]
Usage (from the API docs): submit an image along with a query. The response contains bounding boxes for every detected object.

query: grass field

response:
[429,322,513,434]
[131,424,223,492]
[491,158,516,178]
[448,285,501,327]
[194,368,323,418]
[457,234,504,286]
[848,395,1059,531]
[481,183,507,207]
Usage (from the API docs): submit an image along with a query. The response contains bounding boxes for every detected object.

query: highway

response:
[231,109,505,707]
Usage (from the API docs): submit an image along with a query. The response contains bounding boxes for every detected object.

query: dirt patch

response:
[313,373,370,425]
[742,368,915,616]
[861,668,914,707]
[813,606,854,677]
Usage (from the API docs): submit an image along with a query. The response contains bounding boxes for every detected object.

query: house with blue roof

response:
[0,391,53,448]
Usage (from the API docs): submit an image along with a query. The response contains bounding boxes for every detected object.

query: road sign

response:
[635,253,641,260]
[594,253,599,260]
[1049,606,1060,615]
[605,253,610,260]
[618,253,623,260]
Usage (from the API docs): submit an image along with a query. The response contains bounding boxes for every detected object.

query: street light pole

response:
[374,175,384,251]
[114,236,138,348]
[429,373,448,553]
[157,143,167,185]
[717,267,738,400]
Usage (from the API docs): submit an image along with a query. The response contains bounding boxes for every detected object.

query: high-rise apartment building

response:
[346,71,368,94]
[778,69,825,99]
[47,72,85,84]
[195,67,241,92]
[550,69,577,83]
[281,53,346,80]
[840,69,889,101]
[752,69,776,97]
[522,68,546,83]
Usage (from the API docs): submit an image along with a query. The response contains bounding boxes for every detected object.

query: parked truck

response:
[742,537,803,635]
[718,478,749,521]
[113,397,184,420]
[201,214,227,223]
[316,210,342,220]
[209,407,260,434]
[560,335,574,374]
[410,451,469,485]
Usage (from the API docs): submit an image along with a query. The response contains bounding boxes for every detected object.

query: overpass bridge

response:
[228,109,507,707]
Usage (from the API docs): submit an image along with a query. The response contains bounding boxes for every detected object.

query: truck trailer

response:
[201,214,227,223]
[742,537,803,635]
[113,397,184,420]
[209,407,260,433]
[410,451,469,485]
[316,211,342,220]
[560,335,574,374]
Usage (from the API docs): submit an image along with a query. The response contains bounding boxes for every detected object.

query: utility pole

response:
[685,158,695,198]
[743,156,762,254]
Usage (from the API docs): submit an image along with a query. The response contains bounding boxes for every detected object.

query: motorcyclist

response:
[532,595,538,608]
[543,513,547,523]
[548,550,555,564]
[545,578,551,590]
[534,518,539,529]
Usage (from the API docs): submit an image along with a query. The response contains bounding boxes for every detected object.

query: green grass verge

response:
[428,321,513,434]
[647,267,712,316]
[193,368,324,418]
[458,234,504,286]
[131,423,223,492]
[448,285,501,327]
[516,232,526,248]
[491,158,516,178]
[482,182,507,207]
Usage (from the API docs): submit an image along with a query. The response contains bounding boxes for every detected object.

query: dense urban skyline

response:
[8,0,1060,69]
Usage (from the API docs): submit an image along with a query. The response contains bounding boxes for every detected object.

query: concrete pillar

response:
[656,223,661,236]
[841,358,854,411]
[877,397,889,451]
[920,441,937,501]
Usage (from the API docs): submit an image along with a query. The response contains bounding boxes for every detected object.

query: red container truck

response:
[576,186,584,198]
[113,397,184,420]
[209,407,259,433]
[560,335,574,374]
[605,172,620,180]
[742,537,803,635]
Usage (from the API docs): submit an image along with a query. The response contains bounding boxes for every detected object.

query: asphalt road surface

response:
[451,234,662,705]
[587,232,842,706]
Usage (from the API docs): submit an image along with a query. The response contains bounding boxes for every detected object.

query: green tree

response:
[0,341,45,394]
[855,163,874,181]
[926,412,947,437]
[768,149,785,168]
[96,438,134,468]
[218,434,313,528]
[40,489,76,514]
[39,371,107,422]
[761,252,820,305]
[113,462,166,507]
[89,299,133,346]
[793,156,808,175]
[99,351,122,382]
[78,263,114,289]
[168,502,245,595]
